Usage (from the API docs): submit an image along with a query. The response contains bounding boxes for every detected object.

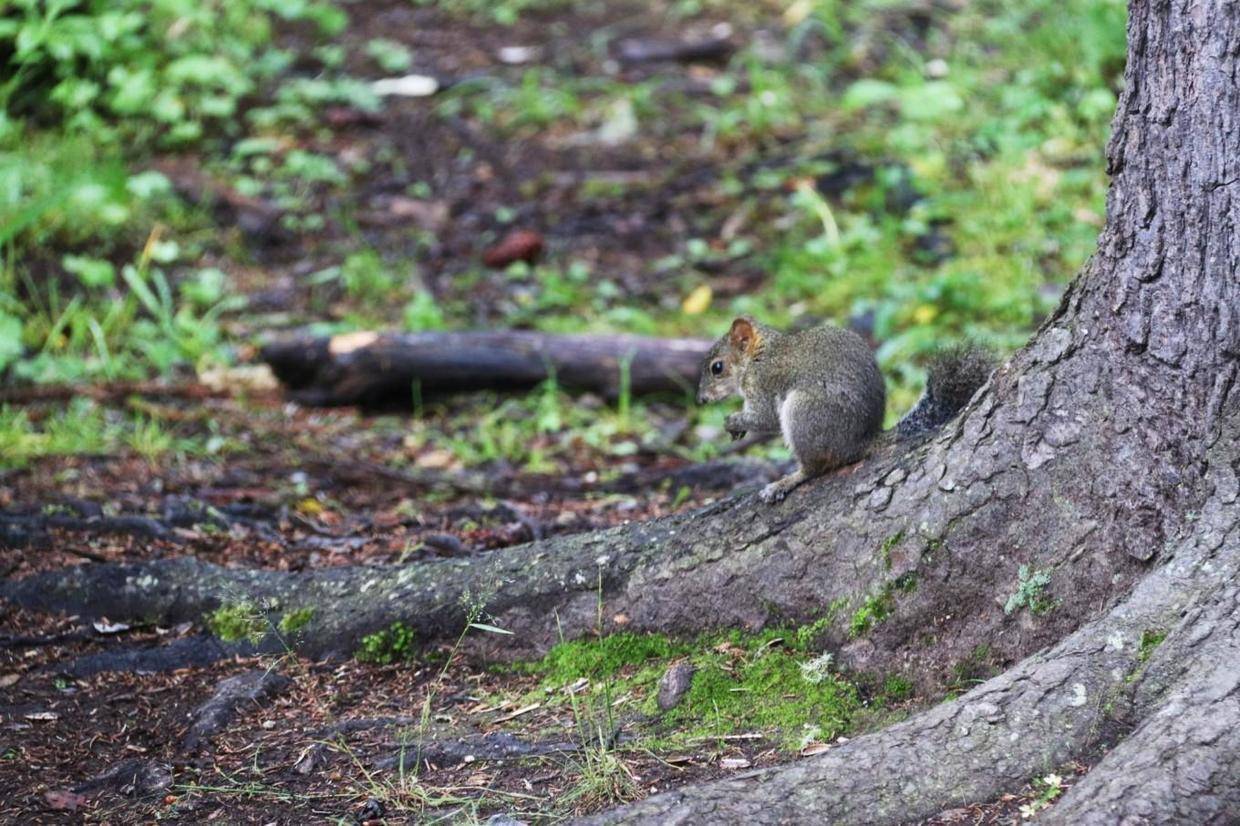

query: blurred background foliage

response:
[0,0,1126,468]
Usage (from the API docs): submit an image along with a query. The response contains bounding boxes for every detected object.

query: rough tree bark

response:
[4,0,1239,821]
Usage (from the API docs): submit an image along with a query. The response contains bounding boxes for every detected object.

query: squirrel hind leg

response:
[780,391,869,475]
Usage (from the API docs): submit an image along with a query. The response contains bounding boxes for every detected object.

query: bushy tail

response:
[895,343,995,439]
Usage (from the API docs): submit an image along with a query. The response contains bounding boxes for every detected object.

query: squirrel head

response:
[696,316,763,404]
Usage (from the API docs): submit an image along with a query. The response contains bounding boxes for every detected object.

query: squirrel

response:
[696,316,993,504]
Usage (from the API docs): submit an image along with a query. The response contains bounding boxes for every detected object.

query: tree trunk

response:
[4,0,1239,820]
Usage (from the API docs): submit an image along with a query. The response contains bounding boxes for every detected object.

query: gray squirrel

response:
[696,317,993,503]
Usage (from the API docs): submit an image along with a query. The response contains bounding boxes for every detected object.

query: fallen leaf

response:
[296,498,325,517]
[483,229,544,268]
[25,711,59,721]
[92,620,131,634]
[0,673,19,688]
[681,284,713,315]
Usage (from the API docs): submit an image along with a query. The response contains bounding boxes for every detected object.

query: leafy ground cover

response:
[1,0,1122,820]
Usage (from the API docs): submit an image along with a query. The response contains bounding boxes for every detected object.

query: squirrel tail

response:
[895,343,995,439]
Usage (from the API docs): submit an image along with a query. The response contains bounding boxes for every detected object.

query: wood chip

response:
[720,757,751,769]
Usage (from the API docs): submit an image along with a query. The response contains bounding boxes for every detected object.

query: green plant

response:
[356,621,417,664]
[1004,565,1055,616]
[1137,628,1167,663]
[208,601,266,643]
[1019,772,1066,818]
[0,0,346,147]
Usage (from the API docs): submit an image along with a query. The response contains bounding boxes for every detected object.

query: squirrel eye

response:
[711,360,724,375]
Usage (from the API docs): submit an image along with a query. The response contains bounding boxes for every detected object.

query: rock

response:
[182,669,291,752]
[657,661,695,711]
[352,797,386,824]
[482,230,544,269]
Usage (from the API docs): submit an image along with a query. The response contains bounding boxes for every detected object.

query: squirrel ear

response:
[729,317,756,352]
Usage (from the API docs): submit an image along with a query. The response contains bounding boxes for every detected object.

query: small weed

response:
[1019,772,1066,819]
[1004,565,1055,616]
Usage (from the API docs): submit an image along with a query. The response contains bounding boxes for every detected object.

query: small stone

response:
[497,46,540,65]
[657,661,695,711]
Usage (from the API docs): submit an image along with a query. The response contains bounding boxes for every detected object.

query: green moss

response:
[881,675,914,702]
[849,573,917,637]
[356,621,417,664]
[208,601,266,643]
[1137,629,1167,663]
[278,607,315,636]
[538,632,686,682]
[664,645,860,749]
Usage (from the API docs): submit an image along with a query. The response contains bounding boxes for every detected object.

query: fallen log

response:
[260,330,711,406]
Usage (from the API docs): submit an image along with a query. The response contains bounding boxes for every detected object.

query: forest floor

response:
[0,402,1077,823]
[0,0,1119,821]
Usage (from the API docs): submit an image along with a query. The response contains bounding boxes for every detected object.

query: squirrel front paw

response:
[724,414,747,441]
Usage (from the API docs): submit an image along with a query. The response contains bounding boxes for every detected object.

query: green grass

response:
[0,398,216,470]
